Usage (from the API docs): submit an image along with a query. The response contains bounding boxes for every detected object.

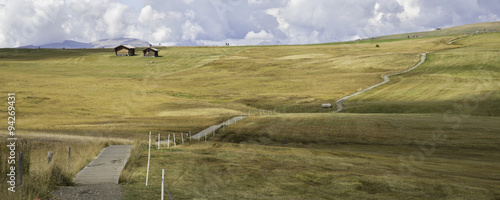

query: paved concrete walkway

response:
[335,52,427,112]
[73,145,133,185]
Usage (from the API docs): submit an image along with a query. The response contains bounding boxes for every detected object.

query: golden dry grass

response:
[0,132,132,199]
[0,35,461,137]
[345,33,500,116]
[375,21,500,40]
[0,22,499,199]
[123,113,500,199]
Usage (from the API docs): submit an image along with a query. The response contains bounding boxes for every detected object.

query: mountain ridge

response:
[18,38,151,49]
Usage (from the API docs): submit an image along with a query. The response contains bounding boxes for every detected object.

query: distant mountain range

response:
[18,38,151,49]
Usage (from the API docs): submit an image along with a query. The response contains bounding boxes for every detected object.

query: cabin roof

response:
[143,47,159,52]
[114,45,135,49]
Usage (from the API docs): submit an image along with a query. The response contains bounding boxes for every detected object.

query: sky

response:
[0,0,499,47]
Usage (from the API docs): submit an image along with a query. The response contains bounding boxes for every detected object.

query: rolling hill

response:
[374,21,500,40]
[1,21,499,200]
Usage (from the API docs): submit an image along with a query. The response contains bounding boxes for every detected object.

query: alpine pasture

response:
[1,22,499,199]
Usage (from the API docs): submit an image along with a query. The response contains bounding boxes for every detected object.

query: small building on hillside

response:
[114,45,135,56]
[143,47,159,57]
[322,103,332,108]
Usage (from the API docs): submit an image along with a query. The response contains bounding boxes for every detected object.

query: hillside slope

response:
[375,21,500,40]
[345,32,500,116]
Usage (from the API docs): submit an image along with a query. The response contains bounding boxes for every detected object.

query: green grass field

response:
[0,22,499,199]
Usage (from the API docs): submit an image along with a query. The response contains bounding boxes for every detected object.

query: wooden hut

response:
[114,45,135,56]
[143,47,159,57]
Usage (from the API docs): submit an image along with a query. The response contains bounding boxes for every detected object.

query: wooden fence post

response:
[158,133,160,149]
[167,134,170,149]
[68,147,71,169]
[17,151,23,188]
[48,151,53,164]
[189,130,191,141]
[181,132,184,144]
[173,133,176,147]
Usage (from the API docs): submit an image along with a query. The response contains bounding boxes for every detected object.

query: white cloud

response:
[245,30,274,40]
[181,20,204,41]
[103,3,129,37]
[266,8,289,34]
[396,0,420,22]
[152,27,172,42]
[1,0,500,47]
[184,9,196,20]
[138,5,165,24]
[249,0,271,5]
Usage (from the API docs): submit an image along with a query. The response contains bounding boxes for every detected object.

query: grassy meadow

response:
[0,47,250,137]
[0,35,461,136]
[374,21,500,40]
[345,33,500,116]
[122,113,500,199]
[0,21,499,199]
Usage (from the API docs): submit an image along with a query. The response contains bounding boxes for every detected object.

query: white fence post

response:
[173,133,176,147]
[146,131,151,186]
[161,169,165,200]
[181,132,184,144]
[167,134,170,149]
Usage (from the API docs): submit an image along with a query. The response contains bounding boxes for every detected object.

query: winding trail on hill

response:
[334,34,473,112]
[51,145,132,200]
[335,52,427,112]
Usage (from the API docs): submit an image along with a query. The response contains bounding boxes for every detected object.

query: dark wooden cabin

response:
[114,45,135,56]
[143,48,159,57]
